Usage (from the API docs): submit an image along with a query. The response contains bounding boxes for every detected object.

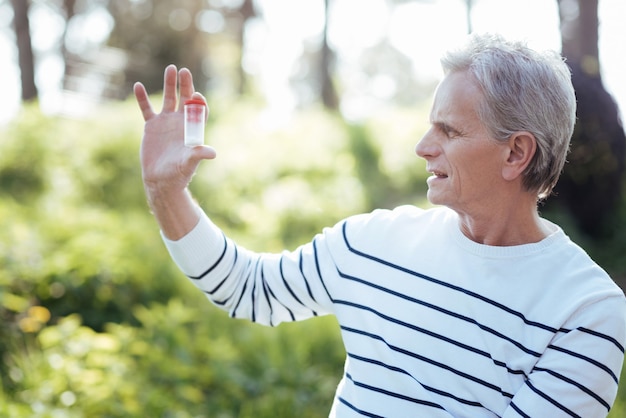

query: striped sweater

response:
[163,205,626,417]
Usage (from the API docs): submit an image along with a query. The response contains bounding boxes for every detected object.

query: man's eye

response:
[432,122,460,138]
[444,126,458,138]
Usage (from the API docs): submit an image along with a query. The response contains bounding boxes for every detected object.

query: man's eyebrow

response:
[432,120,459,135]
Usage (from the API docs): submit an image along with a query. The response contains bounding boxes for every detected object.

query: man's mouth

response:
[430,170,448,179]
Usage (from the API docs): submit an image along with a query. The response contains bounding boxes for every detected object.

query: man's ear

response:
[502,131,536,181]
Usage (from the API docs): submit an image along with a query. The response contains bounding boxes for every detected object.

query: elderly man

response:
[134,33,626,417]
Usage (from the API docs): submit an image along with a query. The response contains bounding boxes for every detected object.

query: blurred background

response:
[1,0,625,416]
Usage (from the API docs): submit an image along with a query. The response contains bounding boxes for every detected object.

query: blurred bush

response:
[0,98,624,416]
[0,98,428,416]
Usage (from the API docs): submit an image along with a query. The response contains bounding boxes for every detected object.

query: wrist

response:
[143,185,201,241]
[143,177,185,201]
[144,183,185,210]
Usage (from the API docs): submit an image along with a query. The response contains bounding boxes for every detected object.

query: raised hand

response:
[134,65,216,240]
[134,65,216,196]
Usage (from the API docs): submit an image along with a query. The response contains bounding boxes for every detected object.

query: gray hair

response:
[440,33,576,199]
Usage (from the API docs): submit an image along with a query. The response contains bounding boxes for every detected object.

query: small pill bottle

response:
[184,99,207,147]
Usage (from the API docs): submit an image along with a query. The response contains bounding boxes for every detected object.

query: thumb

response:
[188,144,217,162]
[179,145,217,182]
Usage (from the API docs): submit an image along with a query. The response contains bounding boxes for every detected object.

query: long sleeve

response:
[162,211,337,326]
[502,294,626,417]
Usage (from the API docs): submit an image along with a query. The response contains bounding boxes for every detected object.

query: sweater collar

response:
[442,208,566,258]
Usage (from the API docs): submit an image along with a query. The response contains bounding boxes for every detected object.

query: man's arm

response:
[502,295,626,417]
[134,64,216,240]
[133,65,337,328]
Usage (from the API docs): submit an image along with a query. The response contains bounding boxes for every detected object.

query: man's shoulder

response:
[367,205,452,223]
[341,205,453,240]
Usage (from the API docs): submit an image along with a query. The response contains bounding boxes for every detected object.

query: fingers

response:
[133,82,155,122]
[178,68,195,111]
[161,64,178,113]
[190,92,210,121]
[136,65,203,121]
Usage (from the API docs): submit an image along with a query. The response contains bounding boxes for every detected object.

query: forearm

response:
[135,65,216,241]
[145,185,201,241]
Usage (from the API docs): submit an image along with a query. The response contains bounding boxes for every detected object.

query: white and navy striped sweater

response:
[164,205,626,417]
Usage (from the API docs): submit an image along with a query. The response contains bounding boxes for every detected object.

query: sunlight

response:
[0,0,624,124]
[388,1,467,79]
[472,0,561,51]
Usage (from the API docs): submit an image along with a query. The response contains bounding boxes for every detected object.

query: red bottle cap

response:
[184,99,206,106]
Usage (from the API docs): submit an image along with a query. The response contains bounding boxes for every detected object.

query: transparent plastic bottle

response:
[184,99,207,147]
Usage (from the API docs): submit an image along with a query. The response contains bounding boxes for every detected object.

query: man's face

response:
[415,71,509,215]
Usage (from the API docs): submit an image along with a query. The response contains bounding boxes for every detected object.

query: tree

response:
[465,0,474,34]
[10,0,37,101]
[233,0,257,96]
[547,0,626,238]
[319,0,338,110]
[285,0,338,111]
[107,0,209,95]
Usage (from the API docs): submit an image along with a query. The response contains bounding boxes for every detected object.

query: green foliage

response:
[0,99,424,416]
[0,105,50,203]
[608,365,626,417]
[3,303,343,418]
[0,98,625,416]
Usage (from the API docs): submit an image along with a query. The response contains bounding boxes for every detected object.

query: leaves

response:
[0,97,623,416]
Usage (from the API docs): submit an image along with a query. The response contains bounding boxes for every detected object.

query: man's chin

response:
[426,190,444,206]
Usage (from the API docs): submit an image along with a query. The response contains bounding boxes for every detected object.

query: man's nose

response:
[415,129,438,159]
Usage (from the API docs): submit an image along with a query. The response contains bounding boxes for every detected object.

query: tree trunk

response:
[61,0,77,90]
[10,0,38,102]
[550,0,626,238]
[466,0,473,34]
[235,0,256,96]
[559,0,599,72]
[320,0,338,110]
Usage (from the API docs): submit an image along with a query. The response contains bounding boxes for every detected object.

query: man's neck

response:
[454,197,550,247]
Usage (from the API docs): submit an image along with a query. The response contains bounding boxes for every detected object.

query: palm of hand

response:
[134,65,216,194]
